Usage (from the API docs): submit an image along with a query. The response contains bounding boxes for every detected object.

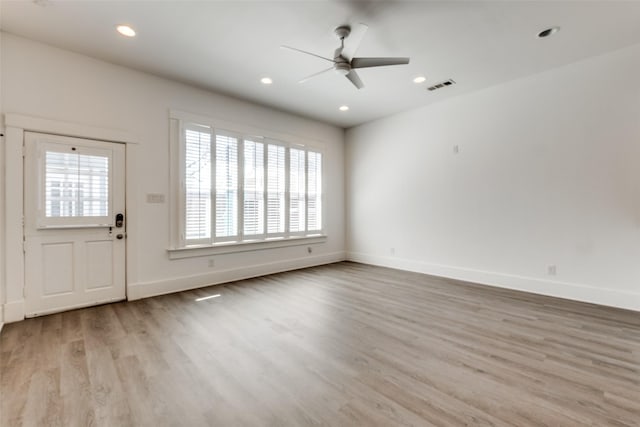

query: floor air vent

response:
[427,79,456,91]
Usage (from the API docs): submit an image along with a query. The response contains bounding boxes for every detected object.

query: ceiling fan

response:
[282,24,410,89]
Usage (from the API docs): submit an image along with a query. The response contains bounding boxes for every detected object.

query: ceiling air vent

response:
[427,79,456,92]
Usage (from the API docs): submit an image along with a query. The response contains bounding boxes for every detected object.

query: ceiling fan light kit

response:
[282,23,410,90]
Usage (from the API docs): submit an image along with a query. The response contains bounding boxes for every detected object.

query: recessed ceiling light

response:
[116,25,136,38]
[537,26,560,38]
[413,76,426,84]
[339,105,349,112]
[260,77,273,85]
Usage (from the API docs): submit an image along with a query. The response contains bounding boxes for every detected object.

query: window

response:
[267,144,286,235]
[215,133,239,240]
[184,126,211,242]
[289,148,305,234]
[45,151,110,218]
[243,139,264,237]
[307,151,322,232]
[178,121,323,247]
[38,141,114,228]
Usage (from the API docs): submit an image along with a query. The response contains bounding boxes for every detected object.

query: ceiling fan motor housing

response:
[334,62,351,75]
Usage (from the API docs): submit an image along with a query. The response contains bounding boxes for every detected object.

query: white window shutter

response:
[45,151,110,218]
[215,134,239,238]
[307,151,322,232]
[178,118,324,248]
[243,139,265,236]
[289,148,306,233]
[184,128,212,242]
[266,144,286,235]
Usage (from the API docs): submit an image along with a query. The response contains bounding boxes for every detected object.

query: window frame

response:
[169,111,326,255]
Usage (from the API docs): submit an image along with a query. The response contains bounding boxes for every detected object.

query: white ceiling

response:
[2,1,640,128]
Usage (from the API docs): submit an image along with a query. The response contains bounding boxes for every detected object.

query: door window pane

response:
[45,151,109,218]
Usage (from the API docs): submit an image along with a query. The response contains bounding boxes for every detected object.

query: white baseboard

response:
[347,252,640,312]
[128,251,346,301]
[3,300,25,323]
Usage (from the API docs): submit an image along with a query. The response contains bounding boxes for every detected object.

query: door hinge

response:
[22,145,26,157]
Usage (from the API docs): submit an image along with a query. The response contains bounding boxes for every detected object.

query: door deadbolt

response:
[115,213,124,228]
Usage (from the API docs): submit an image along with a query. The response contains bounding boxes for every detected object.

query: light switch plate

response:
[146,193,165,204]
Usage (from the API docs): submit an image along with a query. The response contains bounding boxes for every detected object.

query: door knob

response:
[116,234,124,240]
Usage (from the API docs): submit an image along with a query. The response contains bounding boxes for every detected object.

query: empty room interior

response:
[1,1,639,426]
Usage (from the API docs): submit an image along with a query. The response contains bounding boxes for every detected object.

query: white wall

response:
[346,43,640,311]
[0,33,345,320]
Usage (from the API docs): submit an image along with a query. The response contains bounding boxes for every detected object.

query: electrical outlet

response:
[208,258,215,268]
[547,264,557,276]
[390,247,395,256]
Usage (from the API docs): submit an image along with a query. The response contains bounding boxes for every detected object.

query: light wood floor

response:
[1,262,639,426]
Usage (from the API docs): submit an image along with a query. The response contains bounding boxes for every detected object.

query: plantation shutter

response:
[177,118,325,248]
[243,139,265,236]
[45,151,110,219]
[307,151,322,232]
[184,127,212,243]
[266,144,286,235]
[289,148,306,233]
[215,133,239,239]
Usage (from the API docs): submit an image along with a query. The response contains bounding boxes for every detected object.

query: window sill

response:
[167,235,327,259]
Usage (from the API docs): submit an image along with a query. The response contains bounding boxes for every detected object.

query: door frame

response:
[2,113,137,323]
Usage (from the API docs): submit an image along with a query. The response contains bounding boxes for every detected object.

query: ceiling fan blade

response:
[346,70,364,89]
[281,45,336,63]
[351,57,410,68]
[298,67,334,84]
[341,23,368,61]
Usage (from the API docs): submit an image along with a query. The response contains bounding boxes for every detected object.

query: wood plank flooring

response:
[1,262,639,426]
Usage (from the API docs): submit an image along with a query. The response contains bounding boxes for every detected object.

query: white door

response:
[24,132,126,317]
